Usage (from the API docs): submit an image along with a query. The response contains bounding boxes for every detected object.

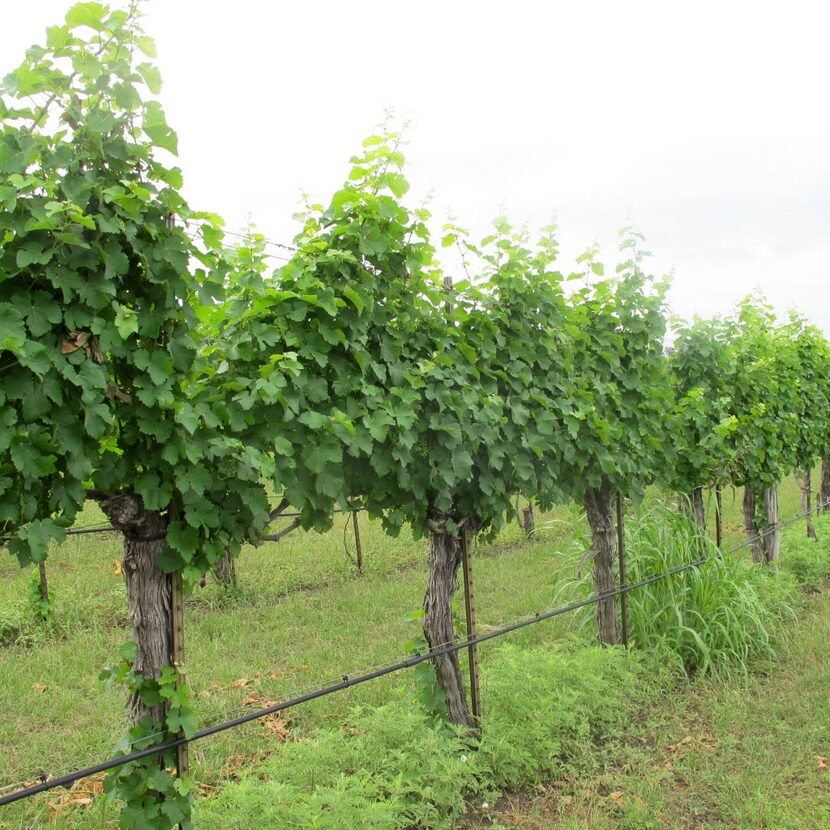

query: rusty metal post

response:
[352,510,363,573]
[170,571,189,782]
[715,484,723,550]
[616,493,629,648]
[460,525,481,725]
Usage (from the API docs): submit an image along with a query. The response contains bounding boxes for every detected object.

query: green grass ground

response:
[0,476,818,827]
[464,591,830,830]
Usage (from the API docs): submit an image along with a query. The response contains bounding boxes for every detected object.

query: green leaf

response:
[18,341,52,377]
[137,63,162,95]
[166,707,198,739]
[273,436,293,456]
[302,440,342,474]
[16,244,53,268]
[385,172,409,198]
[113,302,139,339]
[297,411,328,430]
[142,101,178,155]
[25,294,62,337]
[135,35,157,58]
[65,2,108,31]
[0,305,26,351]
[15,518,67,564]
[118,640,138,662]
[0,184,16,210]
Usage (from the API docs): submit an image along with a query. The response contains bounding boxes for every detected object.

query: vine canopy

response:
[0,2,272,579]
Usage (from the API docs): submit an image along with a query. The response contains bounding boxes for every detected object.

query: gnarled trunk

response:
[742,485,763,563]
[521,504,535,537]
[101,494,171,727]
[795,468,817,540]
[821,457,830,512]
[423,515,471,728]
[583,480,618,646]
[760,486,780,565]
[691,486,706,533]
[214,550,237,587]
[38,561,49,604]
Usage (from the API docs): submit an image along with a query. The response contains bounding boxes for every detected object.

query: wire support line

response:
[0,502,824,807]
[0,556,708,806]
[182,221,299,255]
[267,506,367,520]
[208,226,299,254]
[181,229,294,263]
[65,525,119,537]
[0,523,115,543]
[1,507,368,543]
[0,645,438,801]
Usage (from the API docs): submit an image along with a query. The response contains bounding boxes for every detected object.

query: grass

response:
[0,475,819,828]
[614,502,796,677]
[0,500,582,828]
[462,590,830,830]
[196,644,654,830]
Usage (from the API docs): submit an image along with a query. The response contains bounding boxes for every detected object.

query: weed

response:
[623,503,797,677]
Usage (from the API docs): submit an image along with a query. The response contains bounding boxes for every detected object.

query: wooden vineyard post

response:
[170,571,188,782]
[167,210,188,803]
[38,561,49,605]
[715,484,723,551]
[352,510,363,573]
[521,503,535,537]
[460,525,482,727]
[616,493,629,648]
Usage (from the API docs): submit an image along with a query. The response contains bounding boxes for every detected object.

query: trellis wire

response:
[0,502,820,808]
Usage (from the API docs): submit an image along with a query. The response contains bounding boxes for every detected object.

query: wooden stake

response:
[715,484,723,550]
[460,526,482,726]
[616,493,629,648]
[170,571,188,779]
[352,510,363,572]
[38,561,49,604]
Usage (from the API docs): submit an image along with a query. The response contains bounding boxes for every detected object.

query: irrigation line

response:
[0,503,822,807]
[0,560,710,807]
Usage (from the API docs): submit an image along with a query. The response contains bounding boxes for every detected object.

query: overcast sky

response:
[3,1,829,332]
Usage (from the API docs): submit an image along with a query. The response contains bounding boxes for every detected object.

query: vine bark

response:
[742,486,763,563]
[214,551,237,587]
[423,512,472,728]
[821,458,830,512]
[691,486,706,533]
[583,480,618,646]
[101,494,172,727]
[795,468,817,540]
[761,486,781,564]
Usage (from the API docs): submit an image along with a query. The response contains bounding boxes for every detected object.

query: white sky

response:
[3,1,829,332]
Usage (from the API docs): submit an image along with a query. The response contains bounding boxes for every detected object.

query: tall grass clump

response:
[623,502,796,677]
[779,513,830,592]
